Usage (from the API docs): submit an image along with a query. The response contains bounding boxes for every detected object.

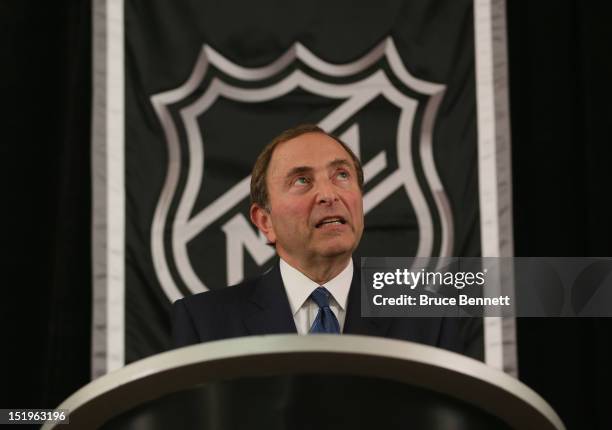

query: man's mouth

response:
[315,216,347,228]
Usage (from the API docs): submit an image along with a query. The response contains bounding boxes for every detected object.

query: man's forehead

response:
[269,132,355,173]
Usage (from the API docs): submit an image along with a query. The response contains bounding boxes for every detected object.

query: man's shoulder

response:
[175,275,261,310]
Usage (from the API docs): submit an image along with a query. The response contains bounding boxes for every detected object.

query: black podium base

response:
[103,374,510,430]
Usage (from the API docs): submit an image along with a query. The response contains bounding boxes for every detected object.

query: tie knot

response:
[310,287,332,309]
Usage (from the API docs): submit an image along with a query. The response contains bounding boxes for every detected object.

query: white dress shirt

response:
[279,258,352,334]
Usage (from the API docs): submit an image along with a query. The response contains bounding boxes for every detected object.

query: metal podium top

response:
[42,335,565,430]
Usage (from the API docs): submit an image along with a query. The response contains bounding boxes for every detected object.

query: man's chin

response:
[315,240,356,259]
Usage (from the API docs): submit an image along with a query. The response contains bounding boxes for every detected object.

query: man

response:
[172,124,482,359]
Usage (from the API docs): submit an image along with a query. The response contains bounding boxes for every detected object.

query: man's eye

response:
[337,171,350,180]
[294,176,310,186]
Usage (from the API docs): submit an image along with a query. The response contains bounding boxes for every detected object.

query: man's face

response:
[254,132,364,266]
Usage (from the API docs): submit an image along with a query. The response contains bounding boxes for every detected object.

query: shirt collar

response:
[280,258,353,316]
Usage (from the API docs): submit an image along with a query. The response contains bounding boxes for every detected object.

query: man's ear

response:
[250,203,276,245]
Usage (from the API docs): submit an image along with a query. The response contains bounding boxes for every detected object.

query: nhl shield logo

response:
[150,37,453,303]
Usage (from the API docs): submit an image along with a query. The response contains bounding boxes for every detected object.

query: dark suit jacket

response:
[172,260,483,360]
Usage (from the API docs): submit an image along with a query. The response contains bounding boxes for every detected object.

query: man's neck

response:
[279,254,352,284]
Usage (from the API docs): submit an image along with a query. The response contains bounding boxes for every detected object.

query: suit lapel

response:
[242,262,298,335]
[343,258,393,337]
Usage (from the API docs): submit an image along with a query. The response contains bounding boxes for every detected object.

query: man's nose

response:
[315,179,339,205]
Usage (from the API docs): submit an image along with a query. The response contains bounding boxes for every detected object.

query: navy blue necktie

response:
[309,287,340,334]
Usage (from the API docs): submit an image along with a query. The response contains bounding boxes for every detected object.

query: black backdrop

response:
[3,1,611,428]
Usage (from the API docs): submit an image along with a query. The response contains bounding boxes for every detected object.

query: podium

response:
[43,335,565,429]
